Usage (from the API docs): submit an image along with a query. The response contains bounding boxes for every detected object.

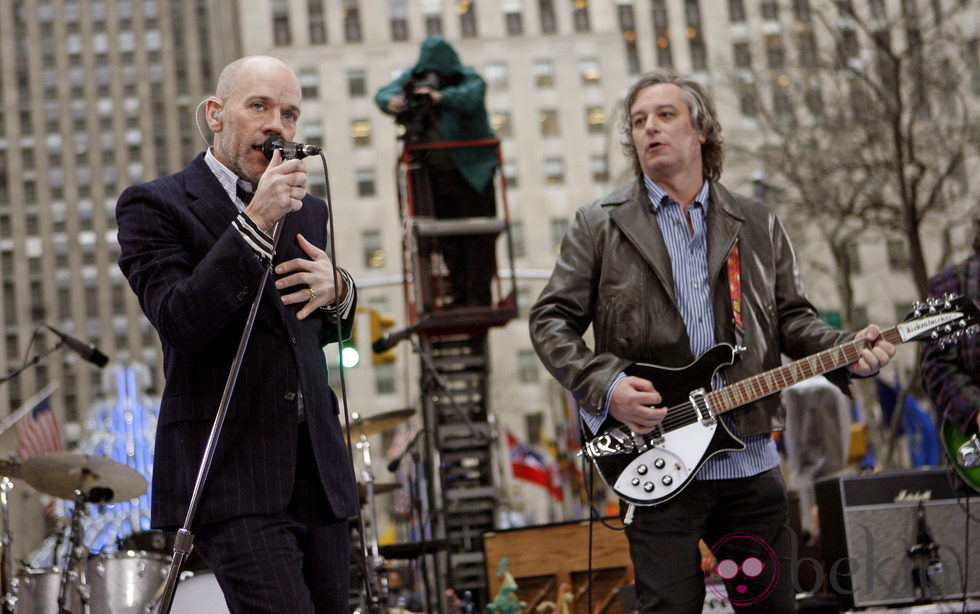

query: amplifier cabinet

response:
[816,468,980,609]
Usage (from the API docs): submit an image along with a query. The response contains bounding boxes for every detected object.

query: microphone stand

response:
[388,428,435,613]
[154,220,285,614]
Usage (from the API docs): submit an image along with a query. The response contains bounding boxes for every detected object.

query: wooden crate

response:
[483,520,634,614]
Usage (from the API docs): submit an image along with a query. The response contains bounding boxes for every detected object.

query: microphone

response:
[372,324,419,355]
[45,325,109,368]
[261,134,321,160]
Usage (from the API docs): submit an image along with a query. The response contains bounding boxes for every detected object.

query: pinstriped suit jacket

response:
[116,153,357,529]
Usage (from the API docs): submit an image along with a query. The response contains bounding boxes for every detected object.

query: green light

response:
[341,346,360,368]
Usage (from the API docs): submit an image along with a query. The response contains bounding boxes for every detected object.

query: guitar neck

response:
[706,327,902,415]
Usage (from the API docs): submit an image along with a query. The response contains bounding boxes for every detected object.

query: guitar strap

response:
[726,239,744,347]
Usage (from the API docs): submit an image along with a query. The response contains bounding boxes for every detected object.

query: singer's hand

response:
[245,149,307,232]
[274,233,346,320]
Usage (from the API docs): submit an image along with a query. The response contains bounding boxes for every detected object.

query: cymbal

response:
[0,457,20,480]
[20,452,147,503]
[357,481,401,500]
[346,409,414,438]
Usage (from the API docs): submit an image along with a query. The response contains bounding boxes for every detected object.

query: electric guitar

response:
[941,421,980,494]
[583,294,980,506]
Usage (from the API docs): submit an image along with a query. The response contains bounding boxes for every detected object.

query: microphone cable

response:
[312,150,380,612]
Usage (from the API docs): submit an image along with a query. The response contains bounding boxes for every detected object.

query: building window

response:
[308,0,327,43]
[343,1,362,42]
[618,4,641,75]
[539,109,559,137]
[765,34,785,69]
[845,241,862,274]
[591,153,609,183]
[356,168,376,197]
[572,2,590,32]
[524,411,543,443]
[421,0,443,35]
[374,362,396,394]
[299,68,318,99]
[729,0,745,22]
[549,217,569,251]
[491,112,512,138]
[363,229,385,268]
[503,159,519,189]
[347,69,367,98]
[760,0,779,21]
[539,0,556,34]
[544,157,565,186]
[505,11,523,35]
[303,120,324,147]
[390,0,408,41]
[795,0,813,21]
[533,59,555,87]
[485,62,509,90]
[685,0,706,71]
[886,239,908,270]
[351,119,372,147]
[585,106,605,134]
[734,42,751,69]
[460,1,477,37]
[518,350,540,383]
[579,57,601,85]
[651,0,673,67]
[510,220,526,257]
[272,0,291,45]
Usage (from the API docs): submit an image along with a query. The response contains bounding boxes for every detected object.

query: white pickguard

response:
[612,420,718,503]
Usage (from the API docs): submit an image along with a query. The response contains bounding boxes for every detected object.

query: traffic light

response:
[370,310,397,365]
[340,318,360,368]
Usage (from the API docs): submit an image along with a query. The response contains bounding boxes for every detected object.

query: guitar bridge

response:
[958,434,980,469]
[690,388,715,425]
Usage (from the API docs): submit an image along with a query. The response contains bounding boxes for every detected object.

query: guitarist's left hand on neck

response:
[847,324,897,377]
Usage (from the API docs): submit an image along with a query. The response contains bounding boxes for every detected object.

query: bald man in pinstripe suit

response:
[117,56,357,614]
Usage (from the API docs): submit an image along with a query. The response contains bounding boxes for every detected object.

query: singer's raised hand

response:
[274,233,346,320]
[244,148,307,233]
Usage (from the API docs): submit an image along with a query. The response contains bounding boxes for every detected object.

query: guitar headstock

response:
[898,294,980,346]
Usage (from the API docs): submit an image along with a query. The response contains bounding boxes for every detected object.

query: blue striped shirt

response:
[585,178,779,481]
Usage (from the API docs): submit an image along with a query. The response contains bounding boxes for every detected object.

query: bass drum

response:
[172,571,230,614]
[87,551,170,614]
[15,568,80,614]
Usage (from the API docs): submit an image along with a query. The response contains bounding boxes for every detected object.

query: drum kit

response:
[0,452,223,614]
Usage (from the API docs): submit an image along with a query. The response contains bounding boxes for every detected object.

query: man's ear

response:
[205,97,224,132]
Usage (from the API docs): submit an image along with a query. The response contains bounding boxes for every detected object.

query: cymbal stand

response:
[356,434,388,614]
[58,489,91,614]
[0,477,15,614]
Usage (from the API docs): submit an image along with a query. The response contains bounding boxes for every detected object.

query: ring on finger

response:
[308,286,317,302]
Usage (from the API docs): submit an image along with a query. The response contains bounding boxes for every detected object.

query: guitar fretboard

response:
[706,327,902,415]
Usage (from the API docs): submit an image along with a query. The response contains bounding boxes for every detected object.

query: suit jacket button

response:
[290,336,297,345]
[284,391,297,402]
[236,288,248,301]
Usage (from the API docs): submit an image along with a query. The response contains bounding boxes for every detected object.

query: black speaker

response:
[816,467,980,609]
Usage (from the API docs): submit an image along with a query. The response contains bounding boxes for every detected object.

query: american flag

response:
[506,429,563,502]
[15,397,62,461]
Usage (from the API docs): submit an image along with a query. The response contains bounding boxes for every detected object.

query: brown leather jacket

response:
[529,179,851,437]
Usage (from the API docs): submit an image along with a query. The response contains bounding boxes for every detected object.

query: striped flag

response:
[15,396,62,461]
[506,429,563,502]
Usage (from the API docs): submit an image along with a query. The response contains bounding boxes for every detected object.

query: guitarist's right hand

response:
[609,376,667,434]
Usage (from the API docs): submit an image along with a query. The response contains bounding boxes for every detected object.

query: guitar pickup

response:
[690,388,715,425]
[958,434,980,469]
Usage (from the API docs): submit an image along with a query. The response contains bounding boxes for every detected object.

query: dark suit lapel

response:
[183,154,291,333]
[609,182,678,307]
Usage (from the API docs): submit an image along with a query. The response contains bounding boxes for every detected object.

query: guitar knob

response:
[631,478,641,487]
[643,482,655,493]
[662,476,673,486]
[654,458,666,469]
[636,465,648,475]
